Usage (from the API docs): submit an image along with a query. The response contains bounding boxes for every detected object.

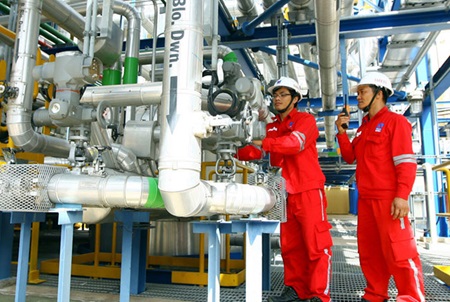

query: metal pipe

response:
[7,0,71,158]
[79,82,162,107]
[423,163,438,245]
[111,143,142,174]
[158,0,276,217]
[150,0,159,83]
[83,0,93,55]
[42,0,85,41]
[314,0,340,148]
[114,0,141,84]
[135,44,235,65]
[40,23,74,45]
[48,173,164,209]
[240,0,290,36]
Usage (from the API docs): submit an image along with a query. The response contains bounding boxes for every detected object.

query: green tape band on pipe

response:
[102,69,122,85]
[145,178,165,209]
[123,57,139,84]
[223,52,238,63]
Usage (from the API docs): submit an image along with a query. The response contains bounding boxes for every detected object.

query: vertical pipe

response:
[276,15,288,77]
[158,0,205,194]
[114,1,141,84]
[151,0,159,83]
[424,163,438,246]
[7,0,71,157]
[210,0,219,71]
[89,0,98,58]
[83,0,93,55]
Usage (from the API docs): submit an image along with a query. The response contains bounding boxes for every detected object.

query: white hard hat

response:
[268,77,302,98]
[350,72,394,97]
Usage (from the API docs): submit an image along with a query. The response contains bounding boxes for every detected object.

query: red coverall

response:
[237,109,332,301]
[336,107,425,302]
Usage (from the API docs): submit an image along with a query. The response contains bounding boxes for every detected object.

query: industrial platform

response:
[0,215,449,302]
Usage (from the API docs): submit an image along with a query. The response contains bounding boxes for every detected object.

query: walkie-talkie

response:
[341,98,349,129]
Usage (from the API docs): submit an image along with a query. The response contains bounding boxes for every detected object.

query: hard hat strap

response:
[362,86,381,113]
[276,94,300,114]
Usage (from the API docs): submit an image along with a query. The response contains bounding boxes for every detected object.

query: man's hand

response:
[252,140,263,147]
[391,197,410,219]
[335,112,350,134]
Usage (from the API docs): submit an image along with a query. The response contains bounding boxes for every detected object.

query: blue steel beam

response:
[220,7,450,49]
[240,0,291,36]
[424,55,450,104]
[257,46,360,82]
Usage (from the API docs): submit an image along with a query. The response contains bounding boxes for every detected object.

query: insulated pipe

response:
[111,143,142,174]
[7,0,71,158]
[42,0,85,40]
[79,81,162,107]
[135,45,235,65]
[314,0,340,148]
[314,0,339,110]
[48,173,165,209]
[42,0,141,83]
[113,0,141,84]
[158,0,276,217]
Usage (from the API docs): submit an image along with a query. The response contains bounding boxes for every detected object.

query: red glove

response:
[236,145,264,161]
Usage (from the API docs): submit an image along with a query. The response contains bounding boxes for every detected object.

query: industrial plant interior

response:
[0,0,450,301]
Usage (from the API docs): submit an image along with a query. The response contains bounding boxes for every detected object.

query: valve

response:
[215,142,237,182]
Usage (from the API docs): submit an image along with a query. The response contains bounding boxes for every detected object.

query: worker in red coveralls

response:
[335,72,425,302]
[237,77,332,302]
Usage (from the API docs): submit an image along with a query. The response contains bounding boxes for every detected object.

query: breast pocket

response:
[366,134,388,158]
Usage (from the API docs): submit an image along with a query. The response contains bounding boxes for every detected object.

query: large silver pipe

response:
[314,0,339,110]
[158,0,275,217]
[7,0,71,158]
[47,173,161,208]
[135,45,236,66]
[42,0,85,40]
[314,0,340,148]
[111,143,142,174]
[80,82,162,106]
[113,0,141,59]
[288,1,319,96]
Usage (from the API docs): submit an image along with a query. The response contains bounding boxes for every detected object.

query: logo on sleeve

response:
[375,123,384,133]
[268,126,278,132]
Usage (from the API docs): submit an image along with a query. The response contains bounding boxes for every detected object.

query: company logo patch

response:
[268,126,278,132]
[288,122,294,128]
[375,123,384,133]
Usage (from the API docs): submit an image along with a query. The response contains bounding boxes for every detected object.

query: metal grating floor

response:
[23,216,450,301]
